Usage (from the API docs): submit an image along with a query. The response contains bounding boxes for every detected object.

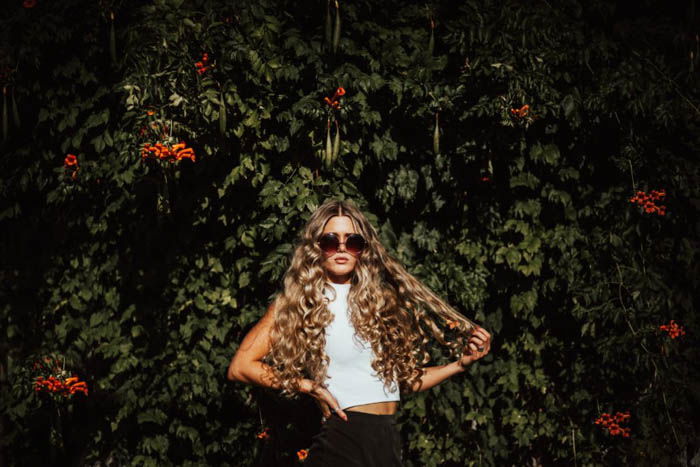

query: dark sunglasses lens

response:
[346,235,365,254]
[319,234,339,253]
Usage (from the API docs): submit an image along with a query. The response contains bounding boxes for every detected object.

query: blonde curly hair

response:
[266,199,477,396]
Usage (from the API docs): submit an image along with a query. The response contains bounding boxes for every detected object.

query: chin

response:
[325,263,356,275]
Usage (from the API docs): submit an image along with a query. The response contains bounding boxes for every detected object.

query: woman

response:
[227,199,491,466]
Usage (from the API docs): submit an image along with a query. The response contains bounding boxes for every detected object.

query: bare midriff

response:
[346,401,398,415]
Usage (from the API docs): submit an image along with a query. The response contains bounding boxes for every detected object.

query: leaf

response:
[325,120,333,167]
[2,88,7,143]
[325,0,332,49]
[433,113,440,155]
[219,91,227,136]
[332,0,341,54]
[109,18,117,65]
[428,27,434,56]
[332,121,340,158]
[11,88,20,128]
[561,94,576,119]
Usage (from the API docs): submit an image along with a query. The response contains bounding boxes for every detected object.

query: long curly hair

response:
[266,199,478,396]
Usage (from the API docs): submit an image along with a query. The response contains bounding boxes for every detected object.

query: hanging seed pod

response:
[433,112,440,155]
[325,118,333,166]
[332,119,340,159]
[428,19,435,56]
[2,87,8,143]
[11,87,20,128]
[325,0,332,50]
[219,90,227,136]
[109,12,117,65]
[332,0,341,54]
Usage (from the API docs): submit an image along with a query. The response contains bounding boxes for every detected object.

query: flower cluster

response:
[629,189,666,216]
[297,449,309,461]
[510,104,529,118]
[256,427,270,440]
[64,154,79,180]
[195,53,210,75]
[659,319,686,339]
[594,411,631,438]
[31,355,88,400]
[324,87,345,110]
[141,141,196,163]
[34,376,88,397]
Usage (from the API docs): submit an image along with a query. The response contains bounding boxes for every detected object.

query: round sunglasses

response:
[317,232,366,256]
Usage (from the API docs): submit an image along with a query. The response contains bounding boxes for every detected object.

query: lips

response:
[334,258,349,264]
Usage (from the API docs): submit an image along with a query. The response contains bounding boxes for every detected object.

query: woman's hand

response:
[299,379,348,422]
[458,326,491,369]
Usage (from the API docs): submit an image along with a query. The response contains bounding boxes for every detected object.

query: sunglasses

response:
[317,233,366,256]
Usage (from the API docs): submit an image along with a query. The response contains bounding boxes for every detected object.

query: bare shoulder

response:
[235,299,278,355]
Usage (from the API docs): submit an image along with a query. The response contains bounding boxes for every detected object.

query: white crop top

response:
[322,281,400,410]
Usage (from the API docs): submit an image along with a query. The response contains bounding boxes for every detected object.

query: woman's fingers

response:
[317,400,331,418]
[319,388,348,422]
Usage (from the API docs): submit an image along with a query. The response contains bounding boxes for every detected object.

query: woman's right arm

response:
[226,302,348,421]
[226,302,280,387]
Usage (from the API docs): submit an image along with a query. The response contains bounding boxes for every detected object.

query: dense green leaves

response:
[1,0,698,465]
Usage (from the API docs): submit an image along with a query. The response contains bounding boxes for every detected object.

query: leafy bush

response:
[1,0,698,465]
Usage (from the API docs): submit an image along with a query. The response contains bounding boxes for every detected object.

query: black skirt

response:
[304,411,403,467]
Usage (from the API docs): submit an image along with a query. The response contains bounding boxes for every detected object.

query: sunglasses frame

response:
[317,232,366,256]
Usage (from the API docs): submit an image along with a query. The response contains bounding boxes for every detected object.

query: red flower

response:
[142,141,196,163]
[297,449,309,461]
[195,53,211,75]
[64,154,78,167]
[629,188,667,216]
[510,104,529,118]
[659,320,686,339]
[594,411,632,438]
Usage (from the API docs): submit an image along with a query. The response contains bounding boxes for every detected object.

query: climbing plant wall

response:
[1,0,698,465]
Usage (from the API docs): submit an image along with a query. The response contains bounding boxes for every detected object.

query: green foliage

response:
[1,0,698,465]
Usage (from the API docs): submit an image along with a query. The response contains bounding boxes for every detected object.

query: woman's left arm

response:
[410,326,491,392]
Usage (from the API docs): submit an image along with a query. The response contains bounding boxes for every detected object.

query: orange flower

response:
[64,154,78,167]
[510,104,529,118]
[594,411,631,438]
[297,449,309,461]
[23,0,37,8]
[195,53,211,75]
[146,110,155,116]
[142,141,196,163]
[659,320,686,339]
[324,87,346,110]
[34,374,89,397]
[447,320,459,329]
[629,189,667,216]
[256,427,270,439]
